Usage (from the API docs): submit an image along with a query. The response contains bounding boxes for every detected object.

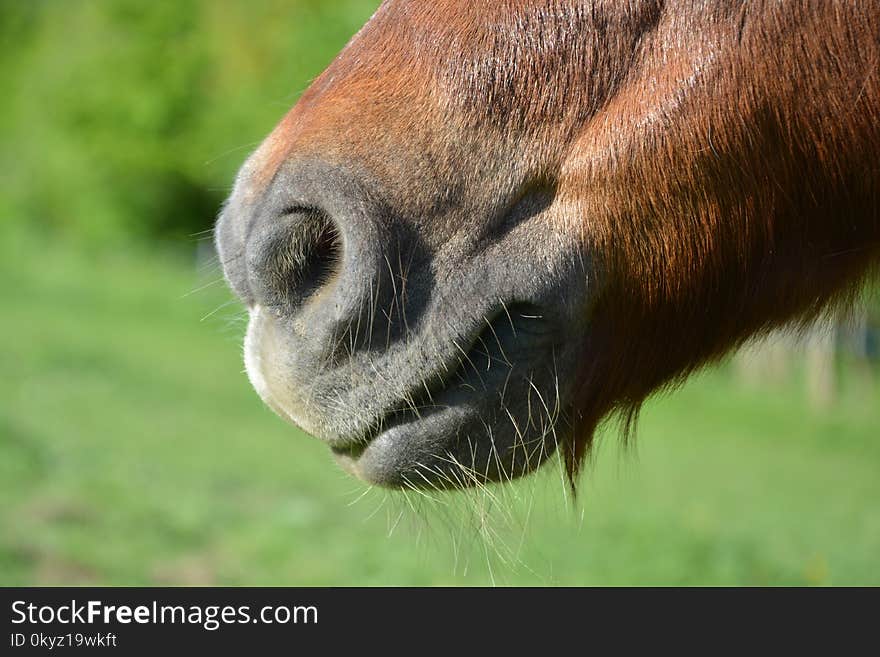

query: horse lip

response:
[326,302,544,463]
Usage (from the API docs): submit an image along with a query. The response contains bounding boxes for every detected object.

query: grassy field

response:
[1,233,878,586]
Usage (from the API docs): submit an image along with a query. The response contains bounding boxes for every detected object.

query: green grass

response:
[1,234,878,585]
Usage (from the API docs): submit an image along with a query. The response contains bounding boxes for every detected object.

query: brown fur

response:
[560,1,880,475]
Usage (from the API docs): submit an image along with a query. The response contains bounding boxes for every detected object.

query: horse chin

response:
[327,357,566,489]
[330,410,559,490]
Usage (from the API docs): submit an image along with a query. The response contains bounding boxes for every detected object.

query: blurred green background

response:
[2,0,878,586]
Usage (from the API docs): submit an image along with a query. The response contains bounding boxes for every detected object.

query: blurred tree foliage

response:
[1,0,379,245]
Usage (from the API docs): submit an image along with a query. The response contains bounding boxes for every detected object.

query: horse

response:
[215,0,880,490]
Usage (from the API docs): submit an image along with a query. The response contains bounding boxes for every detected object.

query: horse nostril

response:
[246,206,344,312]
[282,206,343,302]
